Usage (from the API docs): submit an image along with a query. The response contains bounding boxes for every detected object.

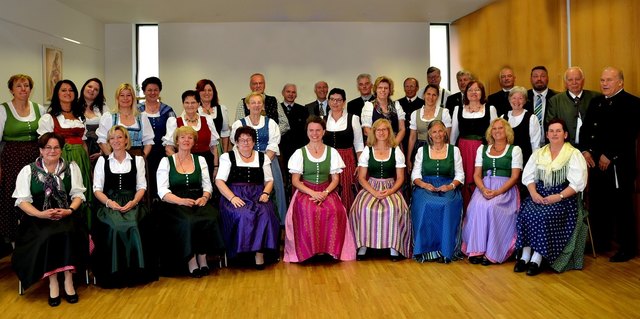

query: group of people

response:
[0,64,637,307]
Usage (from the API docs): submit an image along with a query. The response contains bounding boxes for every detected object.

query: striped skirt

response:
[461,174,519,263]
[284,180,356,262]
[336,147,357,212]
[349,177,413,257]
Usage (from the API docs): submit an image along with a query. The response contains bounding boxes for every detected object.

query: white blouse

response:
[230,116,281,155]
[360,101,406,128]
[93,153,147,192]
[198,105,231,138]
[288,146,345,175]
[84,106,103,126]
[409,106,452,130]
[325,111,364,152]
[96,111,155,145]
[0,101,46,140]
[36,114,87,139]
[450,104,498,144]
[358,146,406,168]
[474,145,524,169]
[156,155,213,200]
[411,145,465,184]
[215,151,273,182]
[521,146,587,192]
[506,110,541,154]
[13,161,86,206]
[162,116,220,147]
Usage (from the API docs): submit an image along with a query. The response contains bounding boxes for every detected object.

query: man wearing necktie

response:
[580,67,640,262]
[524,66,557,146]
[399,77,424,153]
[487,66,516,117]
[546,67,601,146]
[305,81,329,117]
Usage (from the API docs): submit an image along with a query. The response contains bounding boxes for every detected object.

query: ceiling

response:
[57,0,493,23]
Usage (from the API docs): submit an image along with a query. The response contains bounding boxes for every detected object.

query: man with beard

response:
[525,66,557,146]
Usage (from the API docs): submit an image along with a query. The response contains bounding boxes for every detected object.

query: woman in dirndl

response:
[284,116,356,263]
[350,118,412,261]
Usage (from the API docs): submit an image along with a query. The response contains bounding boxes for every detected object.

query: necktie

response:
[573,96,580,105]
[320,102,325,116]
[534,94,543,124]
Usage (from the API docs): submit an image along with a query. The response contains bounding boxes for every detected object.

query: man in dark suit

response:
[546,67,601,146]
[235,73,290,135]
[487,66,516,117]
[444,70,473,117]
[580,67,640,262]
[398,77,424,152]
[525,66,557,146]
[305,81,329,117]
[346,73,374,118]
[279,83,309,202]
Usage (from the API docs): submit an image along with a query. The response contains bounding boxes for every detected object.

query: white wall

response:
[158,22,430,119]
[0,0,104,104]
[104,24,135,110]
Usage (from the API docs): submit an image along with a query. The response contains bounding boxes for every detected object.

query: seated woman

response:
[284,116,356,263]
[12,132,88,307]
[156,126,224,278]
[215,126,279,270]
[92,125,157,287]
[514,118,588,276]
[230,92,286,223]
[462,118,523,265]
[350,118,412,261]
[411,120,464,263]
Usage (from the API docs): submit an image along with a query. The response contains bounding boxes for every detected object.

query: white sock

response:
[530,252,542,265]
[197,254,208,268]
[390,248,399,256]
[188,256,199,272]
[357,247,367,255]
[521,247,532,262]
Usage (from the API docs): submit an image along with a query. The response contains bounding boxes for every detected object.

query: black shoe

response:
[65,293,79,304]
[609,251,634,262]
[443,257,452,264]
[255,263,266,270]
[189,268,202,278]
[200,266,210,276]
[48,296,61,307]
[526,262,542,276]
[390,254,402,262]
[469,256,483,264]
[356,254,366,261]
[481,258,493,266]
[514,259,527,272]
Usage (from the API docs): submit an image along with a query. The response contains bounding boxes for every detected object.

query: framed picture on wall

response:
[43,45,63,103]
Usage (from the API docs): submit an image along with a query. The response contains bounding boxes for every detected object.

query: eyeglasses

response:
[329,98,343,103]
[237,138,253,144]
[43,146,61,151]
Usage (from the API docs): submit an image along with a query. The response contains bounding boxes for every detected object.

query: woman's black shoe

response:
[65,293,79,304]
[200,266,210,276]
[481,258,493,266]
[469,256,483,264]
[48,296,61,307]
[513,259,527,272]
[356,254,366,261]
[255,263,265,270]
[189,268,202,278]
[526,262,542,276]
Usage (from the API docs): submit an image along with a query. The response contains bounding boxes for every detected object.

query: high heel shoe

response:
[189,268,202,278]
[48,295,61,307]
[64,292,79,304]
[200,266,210,276]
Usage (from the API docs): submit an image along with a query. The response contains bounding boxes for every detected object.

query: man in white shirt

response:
[305,81,329,117]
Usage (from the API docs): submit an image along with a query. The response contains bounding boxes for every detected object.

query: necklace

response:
[239,151,253,159]
[185,115,198,124]
[492,144,506,153]
[177,154,191,173]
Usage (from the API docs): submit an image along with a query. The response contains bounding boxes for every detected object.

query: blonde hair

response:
[107,125,131,151]
[485,118,514,145]
[372,76,395,96]
[174,125,198,146]
[244,91,264,107]
[113,83,139,116]
[367,118,397,147]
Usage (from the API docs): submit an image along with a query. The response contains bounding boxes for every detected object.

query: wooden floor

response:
[1,252,639,319]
